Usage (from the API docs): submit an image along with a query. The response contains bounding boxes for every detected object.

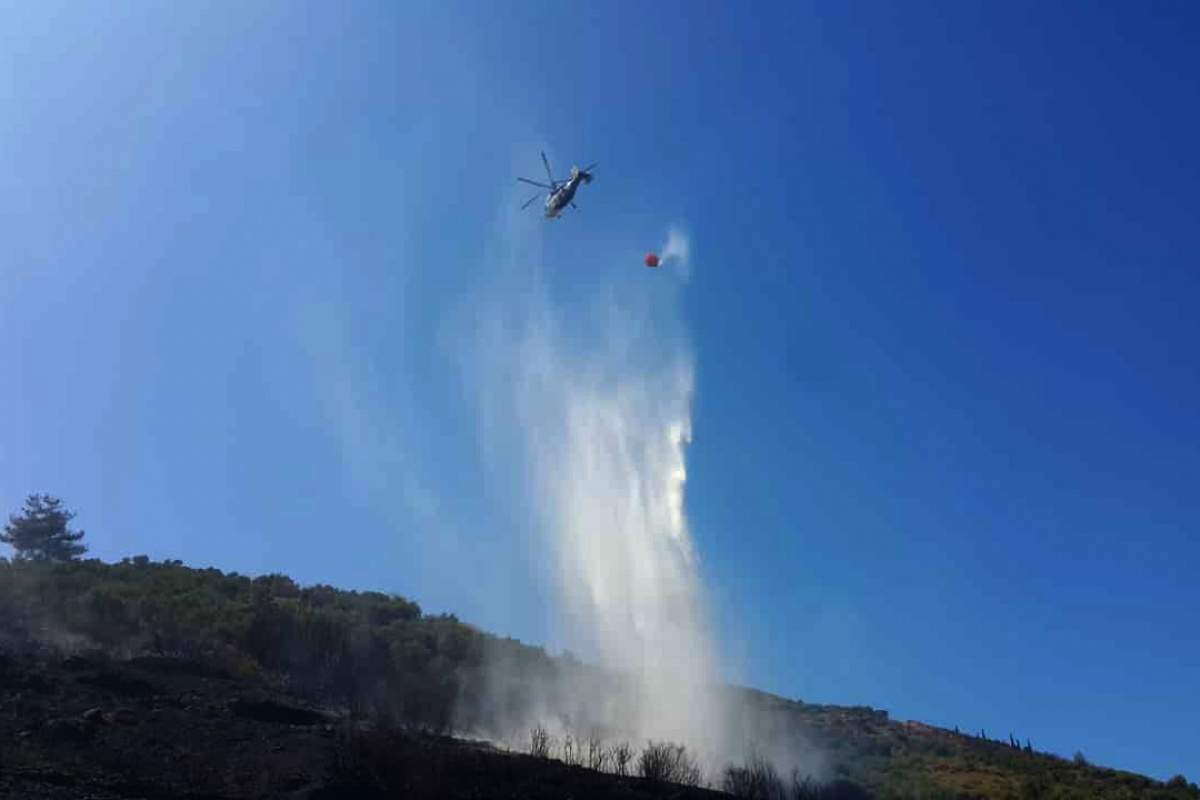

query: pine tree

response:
[1,494,87,562]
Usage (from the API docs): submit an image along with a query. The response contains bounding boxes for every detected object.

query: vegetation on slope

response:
[1,497,1196,799]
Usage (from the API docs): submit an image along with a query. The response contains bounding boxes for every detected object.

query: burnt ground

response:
[0,648,727,799]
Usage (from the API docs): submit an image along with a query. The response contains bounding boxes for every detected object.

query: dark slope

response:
[0,648,728,799]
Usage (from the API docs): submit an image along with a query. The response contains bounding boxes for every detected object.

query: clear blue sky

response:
[3,0,1197,782]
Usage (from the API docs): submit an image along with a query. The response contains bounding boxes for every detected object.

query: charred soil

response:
[0,648,724,799]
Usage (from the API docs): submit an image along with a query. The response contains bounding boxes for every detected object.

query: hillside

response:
[1,557,1195,800]
[0,646,739,799]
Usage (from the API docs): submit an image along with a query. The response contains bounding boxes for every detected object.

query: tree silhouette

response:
[2,494,87,561]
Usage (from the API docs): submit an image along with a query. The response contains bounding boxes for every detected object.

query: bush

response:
[637,740,702,786]
[723,755,786,800]
[529,724,551,759]
[791,776,873,800]
[562,732,579,766]
[610,741,633,777]
[586,730,608,771]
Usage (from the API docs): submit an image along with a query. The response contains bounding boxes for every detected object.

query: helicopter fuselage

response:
[544,173,586,218]
[518,153,595,218]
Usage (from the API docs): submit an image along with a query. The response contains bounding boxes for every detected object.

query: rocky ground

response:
[0,648,725,799]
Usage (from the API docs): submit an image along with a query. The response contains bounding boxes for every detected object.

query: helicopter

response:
[517,151,597,218]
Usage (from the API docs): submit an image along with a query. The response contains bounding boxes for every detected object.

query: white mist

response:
[516,295,717,748]
[468,225,726,758]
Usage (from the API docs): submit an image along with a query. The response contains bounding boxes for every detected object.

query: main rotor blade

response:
[581,162,598,173]
[518,177,552,189]
[521,192,542,210]
[541,151,556,187]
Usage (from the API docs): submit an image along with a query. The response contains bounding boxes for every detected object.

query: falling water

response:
[499,231,725,754]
